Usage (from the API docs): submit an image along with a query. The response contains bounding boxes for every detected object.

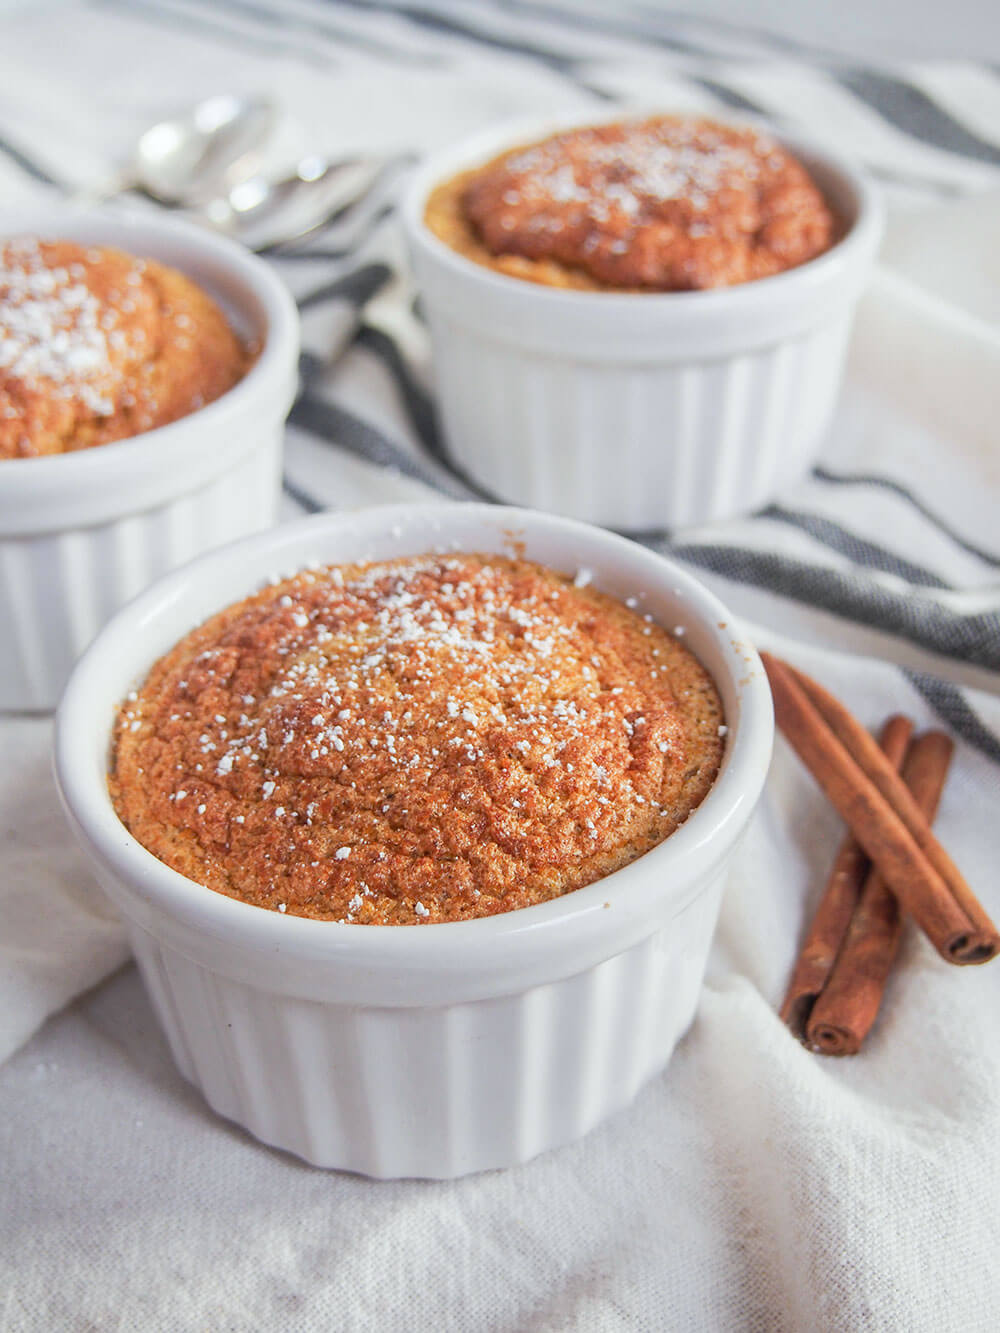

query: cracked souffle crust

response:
[424,116,836,291]
[0,238,249,458]
[109,553,724,924]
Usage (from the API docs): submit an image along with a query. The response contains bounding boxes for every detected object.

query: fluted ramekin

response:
[55,503,772,1179]
[0,206,299,711]
[402,113,884,530]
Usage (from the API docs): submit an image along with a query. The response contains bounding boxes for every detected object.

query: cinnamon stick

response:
[779,715,912,1038]
[807,731,955,1054]
[785,664,993,957]
[761,653,999,965]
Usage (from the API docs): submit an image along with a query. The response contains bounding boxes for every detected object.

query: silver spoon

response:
[74,94,277,206]
[204,153,404,252]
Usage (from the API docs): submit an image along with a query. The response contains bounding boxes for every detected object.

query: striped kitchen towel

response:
[5,7,1000,1333]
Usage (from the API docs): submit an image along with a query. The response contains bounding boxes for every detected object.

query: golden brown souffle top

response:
[0,238,249,459]
[109,553,725,925]
[424,115,836,291]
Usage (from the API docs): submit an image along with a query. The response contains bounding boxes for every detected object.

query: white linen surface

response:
[2,3,1000,1330]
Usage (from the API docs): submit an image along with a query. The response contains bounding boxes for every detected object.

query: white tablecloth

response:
[2,3,1000,1329]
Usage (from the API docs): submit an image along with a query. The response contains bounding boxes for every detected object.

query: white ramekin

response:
[0,206,299,711]
[402,113,884,531]
[55,503,772,1179]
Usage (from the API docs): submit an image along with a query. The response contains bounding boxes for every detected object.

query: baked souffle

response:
[0,238,249,459]
[110,553,725,924]
[424,115,836,291]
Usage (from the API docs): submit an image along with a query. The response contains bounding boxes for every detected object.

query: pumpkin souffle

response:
[0,238,249,459]
[110,553,724,924]
[424,115,835,291]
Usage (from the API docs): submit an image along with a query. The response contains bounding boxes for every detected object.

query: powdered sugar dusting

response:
[0,238,125,414]
[502,119,770,221]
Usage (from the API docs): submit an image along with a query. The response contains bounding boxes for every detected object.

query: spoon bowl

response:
[206,154,394,250]
[71,94,277,207]
[133,94,277,203]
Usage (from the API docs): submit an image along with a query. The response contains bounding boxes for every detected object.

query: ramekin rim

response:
[401,107,884,309]
[0,204,299,485]
[54,503,774,964]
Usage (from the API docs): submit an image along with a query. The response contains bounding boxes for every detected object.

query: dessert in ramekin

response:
[1,238,251,458]
[425,116,836,292]
[107,550,726,923]
[55,503,773,1179]
[0,208,298,710]
[403,112,884,530]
